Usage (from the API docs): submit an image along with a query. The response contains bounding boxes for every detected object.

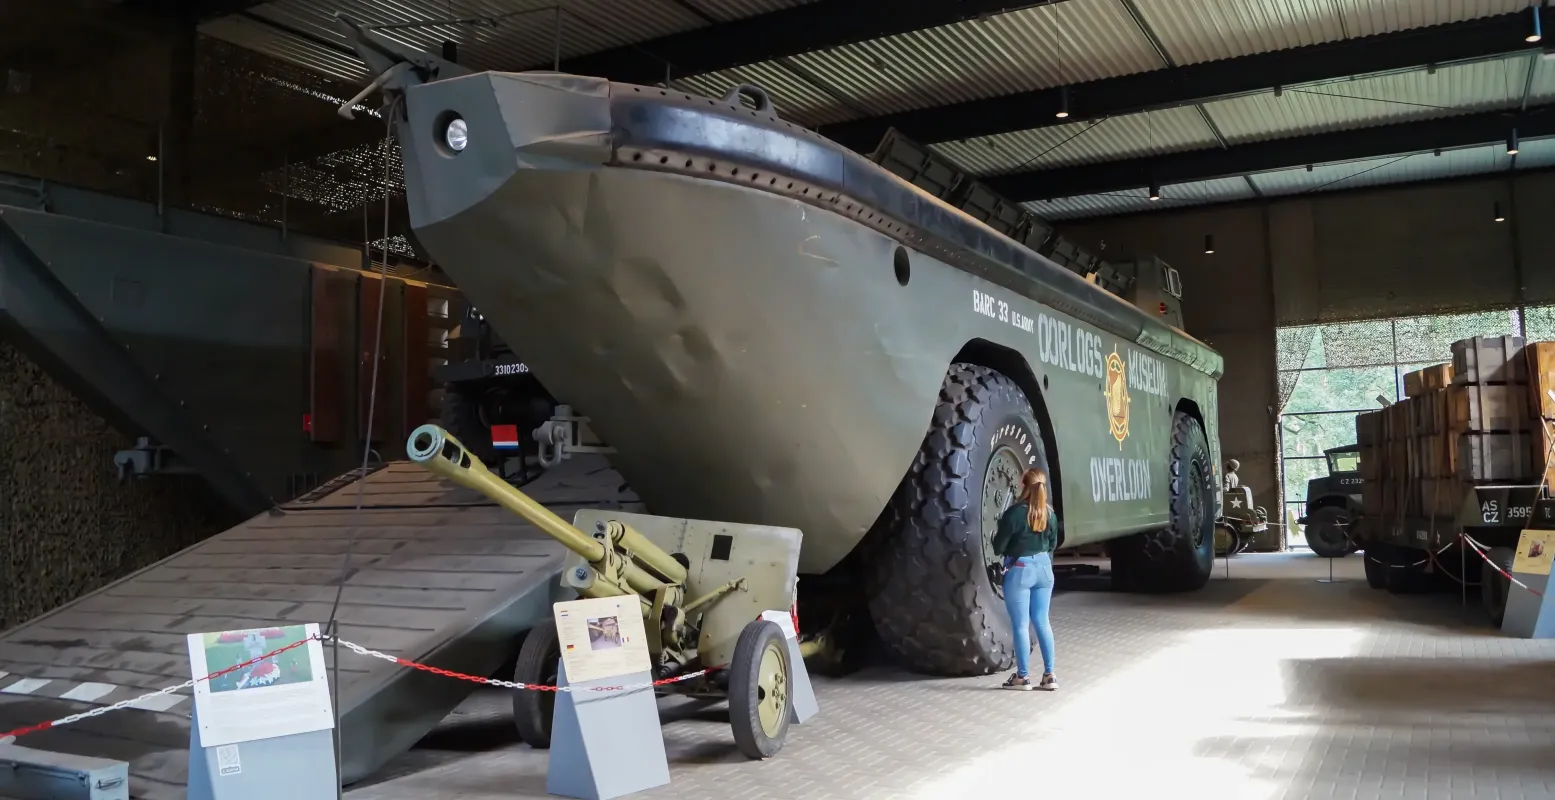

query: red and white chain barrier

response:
[1461,532,1545,598]
[330,638,714,694]
[0,635,716,743]
[0,635,316,742]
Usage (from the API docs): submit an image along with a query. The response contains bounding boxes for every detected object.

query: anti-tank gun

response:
[406,424,802,759]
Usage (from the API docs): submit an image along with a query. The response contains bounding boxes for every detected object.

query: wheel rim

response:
[981,446,1025,558]
[1313,513,1351,549]
[1188,453,1209,548]
[755,639,788,738]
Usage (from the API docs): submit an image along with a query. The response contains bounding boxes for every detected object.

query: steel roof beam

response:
[561,0,1068,86]
[984,105,1555,202]
[822,7,1555,152]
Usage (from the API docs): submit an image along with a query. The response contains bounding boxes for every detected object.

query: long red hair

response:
[1020,468,1049,532]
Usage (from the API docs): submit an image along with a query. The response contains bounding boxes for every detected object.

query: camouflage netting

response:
[0,341,243,630]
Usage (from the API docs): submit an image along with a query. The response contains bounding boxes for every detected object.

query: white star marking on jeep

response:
[1230,497,1243,508]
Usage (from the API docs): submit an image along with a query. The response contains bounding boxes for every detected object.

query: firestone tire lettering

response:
[1109,411,1215,593]
[864,363,1045,677]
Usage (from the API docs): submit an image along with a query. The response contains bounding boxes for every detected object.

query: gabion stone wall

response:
[0,341,243,631]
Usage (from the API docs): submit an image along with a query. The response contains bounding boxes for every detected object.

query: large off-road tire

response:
[866,364,1046,677]
[440,383,500,465]
[1481,546,1515,627]
[511,619,560,748]
[728,620,793,760]
[1383,549,1429,594]
[1109,412,1216,592]
[1306,505,1353,559]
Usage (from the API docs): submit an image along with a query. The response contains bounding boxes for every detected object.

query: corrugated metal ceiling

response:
[933,104,1218,174]
[1202,55,1530,144]
[197,0,1555,220]
[1021,175,1255,219]
[1130,0,1533,66]
[1027,136,1555,220]
[779,0,1159,119]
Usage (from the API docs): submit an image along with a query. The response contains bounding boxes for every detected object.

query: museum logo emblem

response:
[1103,345,1130,449]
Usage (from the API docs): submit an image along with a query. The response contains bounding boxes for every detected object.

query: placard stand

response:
[758,610,818,725]
[186,706,338,800]
[1500,530,1555,639]
[546,661,669,800]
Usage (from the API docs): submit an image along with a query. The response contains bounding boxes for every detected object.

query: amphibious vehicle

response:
[341,19,1225,677]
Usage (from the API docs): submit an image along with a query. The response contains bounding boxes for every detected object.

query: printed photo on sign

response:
[587,616,622,651]
[202,628,313,694]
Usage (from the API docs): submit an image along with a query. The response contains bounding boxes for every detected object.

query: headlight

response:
[445,117,469,152]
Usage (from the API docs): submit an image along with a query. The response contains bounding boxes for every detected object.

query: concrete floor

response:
[348,553,1555,800]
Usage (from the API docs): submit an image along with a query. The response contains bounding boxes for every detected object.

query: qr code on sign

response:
[217,744,242,776]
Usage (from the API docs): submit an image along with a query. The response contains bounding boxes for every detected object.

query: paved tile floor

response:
[348,553,1555,800]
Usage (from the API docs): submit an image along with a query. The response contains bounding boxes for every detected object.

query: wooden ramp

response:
[0,456,639,799]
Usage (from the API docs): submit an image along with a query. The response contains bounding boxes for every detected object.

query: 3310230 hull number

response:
[494,363,530,376]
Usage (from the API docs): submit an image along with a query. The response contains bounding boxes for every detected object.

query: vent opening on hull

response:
[894,246,911,286]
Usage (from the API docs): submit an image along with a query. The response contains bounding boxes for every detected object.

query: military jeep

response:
[1299,445,1364,559]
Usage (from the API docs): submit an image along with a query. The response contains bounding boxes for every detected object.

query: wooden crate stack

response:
[1531,341,1555,492]
[1356,335,1555,525]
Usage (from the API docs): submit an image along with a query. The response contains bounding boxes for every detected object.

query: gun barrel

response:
[407,424,606,562]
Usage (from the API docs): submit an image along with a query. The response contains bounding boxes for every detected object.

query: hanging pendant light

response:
[1056,85,1070,119]
[1494,201,1506,223]
[1507,128,1521,156]
[1204,234,1215,254]
[1528,5,1543,43]
[1148,181,1161,201]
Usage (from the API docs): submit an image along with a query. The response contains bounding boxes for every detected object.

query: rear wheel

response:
[1306,505,1353,559]
[728,620,792,760]
[1362,545,1389,589]
[866,364,1044,676]
[1383,548,1429,594]
[512,619,560,748]
[1110,411,1216,592]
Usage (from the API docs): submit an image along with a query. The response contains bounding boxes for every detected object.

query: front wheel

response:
[866,364,1044,676]
[728,620,792,760]
[1306,506,1353,559]
[512,619,560,748]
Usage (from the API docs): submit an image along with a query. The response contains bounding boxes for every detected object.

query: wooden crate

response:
[1538,417,1555,491]
[1423,478,1462,517]
[1356,410,1382,446]
[1362,481,1383,512]
[1419,433,1452,478]
[1422,363,1454,392]
[1359,445,1379,479]
[1405,364,1453,397]
[1452,335,1527,385]
[1528,341,1555,421]
[1447,383,1528,432]
[1457,432,1533,482]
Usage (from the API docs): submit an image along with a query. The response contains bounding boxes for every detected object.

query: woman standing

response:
[992,468,1059,691]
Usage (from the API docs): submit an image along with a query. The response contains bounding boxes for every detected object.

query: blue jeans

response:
[1002,553,1056,677]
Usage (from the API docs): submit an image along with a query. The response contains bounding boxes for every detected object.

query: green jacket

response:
[991,503,1060,560]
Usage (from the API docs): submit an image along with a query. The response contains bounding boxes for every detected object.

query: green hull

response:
[395,71,1223,573]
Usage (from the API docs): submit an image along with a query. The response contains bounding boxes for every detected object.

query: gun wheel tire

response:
[866,364,1045,677]
[728,620,792,760]
[1306,506,1353,559]
[1109,411,1216,593]
[1482,546,1515,627]
[512,619,560,749]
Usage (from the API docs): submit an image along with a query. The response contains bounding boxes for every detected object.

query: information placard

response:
[1514,530,1555,576]
[554,596,651,684]
[185,623,334,748]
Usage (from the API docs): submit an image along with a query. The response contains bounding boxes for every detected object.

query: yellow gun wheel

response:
[728,619,792,759]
